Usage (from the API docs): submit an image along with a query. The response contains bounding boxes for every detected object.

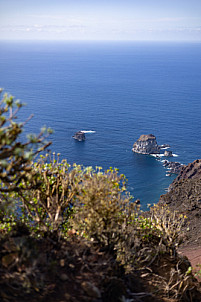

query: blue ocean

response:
[0,41,201,209]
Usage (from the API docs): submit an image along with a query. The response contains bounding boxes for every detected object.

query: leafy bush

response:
[0,90,52,194]
[0,90,52,233]
[70,166,135,248]
[149,203,187,252]
[16,155,84,233]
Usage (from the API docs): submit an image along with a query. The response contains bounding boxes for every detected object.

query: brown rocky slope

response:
[160,159,201,247]
[160,159,201,280]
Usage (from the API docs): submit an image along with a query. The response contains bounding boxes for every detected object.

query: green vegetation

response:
[0,91,201,302]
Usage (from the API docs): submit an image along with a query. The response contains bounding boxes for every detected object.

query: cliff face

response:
[160,159,201,247]
[173,159,201,183]
[132,134,160,154]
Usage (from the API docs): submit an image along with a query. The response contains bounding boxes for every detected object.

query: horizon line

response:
[0,38,201,43]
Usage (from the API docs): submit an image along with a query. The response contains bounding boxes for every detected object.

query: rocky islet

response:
[132,134,160,154]
[73,131,86,141]
[132,134,183,175]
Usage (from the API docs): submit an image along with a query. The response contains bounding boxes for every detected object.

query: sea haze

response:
[0,41,201,208]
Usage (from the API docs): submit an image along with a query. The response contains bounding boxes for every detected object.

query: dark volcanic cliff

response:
[173,159,201,183]
[160,159,201,247]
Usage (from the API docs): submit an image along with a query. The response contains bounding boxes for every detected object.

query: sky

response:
[0,0,201,41]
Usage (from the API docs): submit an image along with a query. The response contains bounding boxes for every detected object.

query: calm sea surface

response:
[0,41,201,208]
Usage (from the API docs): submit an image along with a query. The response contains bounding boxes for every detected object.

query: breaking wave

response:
[80,130,96,134]
[151,153,178,158]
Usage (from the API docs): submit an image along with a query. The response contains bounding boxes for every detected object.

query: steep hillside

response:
[160,159,201,247]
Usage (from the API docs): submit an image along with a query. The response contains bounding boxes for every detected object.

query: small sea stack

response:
[73,131,86,141]
[164,150,173,157]
[132,134,160,154]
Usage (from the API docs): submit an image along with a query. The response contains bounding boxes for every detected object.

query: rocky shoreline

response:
[162,160,184,176]
[132,134,183,175]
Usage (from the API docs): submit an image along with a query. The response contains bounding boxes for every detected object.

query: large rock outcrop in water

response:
[132,134,160,154]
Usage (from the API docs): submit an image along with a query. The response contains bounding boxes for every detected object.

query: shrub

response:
[16,155,83,233]
[0,90,52,233]
[149,203,187,253]
[0,90,52,194]
[70,166,136,249]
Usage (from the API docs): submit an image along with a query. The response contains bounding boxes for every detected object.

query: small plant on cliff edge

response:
[149,203,187,253]
[0,90,52,232]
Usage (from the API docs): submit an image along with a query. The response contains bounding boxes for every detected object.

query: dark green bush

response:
[0,90,52,194]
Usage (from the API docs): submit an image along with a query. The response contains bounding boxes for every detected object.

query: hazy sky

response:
[0,0,201,41]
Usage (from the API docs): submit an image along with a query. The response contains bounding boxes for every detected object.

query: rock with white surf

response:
[73,131,86,141]
[132,134,160,154]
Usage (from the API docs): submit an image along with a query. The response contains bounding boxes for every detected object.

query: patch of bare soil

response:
[179,247,201,281]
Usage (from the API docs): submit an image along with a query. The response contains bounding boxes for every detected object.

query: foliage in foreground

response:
[0,91,201,302]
